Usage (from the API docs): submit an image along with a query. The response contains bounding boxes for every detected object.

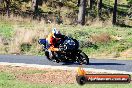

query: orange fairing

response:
[77,67,86,76]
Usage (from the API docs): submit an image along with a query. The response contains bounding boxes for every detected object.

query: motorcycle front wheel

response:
[77,52,89,65]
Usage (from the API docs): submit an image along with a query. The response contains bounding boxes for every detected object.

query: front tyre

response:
[78,52,89,65]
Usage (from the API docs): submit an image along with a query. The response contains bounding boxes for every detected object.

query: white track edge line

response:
[0,62,132,74]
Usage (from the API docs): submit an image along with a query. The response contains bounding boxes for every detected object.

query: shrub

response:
[116,45,129,52]
[20,43,32,52]
[79,40,98,50]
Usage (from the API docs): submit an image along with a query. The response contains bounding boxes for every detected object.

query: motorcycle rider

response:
[47,28,60,51]
[39,28,88,64]
[46,28,65,62]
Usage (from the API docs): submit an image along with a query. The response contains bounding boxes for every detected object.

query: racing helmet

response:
[52,28,61,38]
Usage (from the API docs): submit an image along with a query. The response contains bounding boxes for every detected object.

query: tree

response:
[90,0,93,9]
[112,0,118,25]
[4,0,10,17]
[78,0,86,25]
[77,0,80,6]
[127,0,132,6]
[32,0,39,12]
[98,0,102,18]
[32,0,43,19]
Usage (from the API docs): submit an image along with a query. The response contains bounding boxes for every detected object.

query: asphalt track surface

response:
[0,55,132,72]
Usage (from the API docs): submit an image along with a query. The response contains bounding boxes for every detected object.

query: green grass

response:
[0,18,132,59]
[60,25,132,57]
[0,72,132,88]
[0,21,14,39]
[0,72,51,88]
[59,84,132,88]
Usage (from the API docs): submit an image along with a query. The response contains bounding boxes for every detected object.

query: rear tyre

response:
[45,51,52,61]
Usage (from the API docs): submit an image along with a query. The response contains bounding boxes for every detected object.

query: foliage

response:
[0,0,131,26]
[127,0,132,4]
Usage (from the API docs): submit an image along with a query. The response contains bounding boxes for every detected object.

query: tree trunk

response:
[98,0,102,18]
[90,0,93,9]
[112,0,117,25]
[78,0,86,25]
[32,0,39,19]
[5,0,10,17]
[77,0,80,7]
[32,0,39,11]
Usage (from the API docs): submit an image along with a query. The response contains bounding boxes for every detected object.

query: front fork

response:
[75,50,83,63]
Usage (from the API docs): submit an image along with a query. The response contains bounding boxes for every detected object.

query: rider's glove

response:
[59,47,64,51]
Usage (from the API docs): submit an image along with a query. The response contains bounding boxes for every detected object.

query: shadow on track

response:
[89,62,125,65]
[61,62,125,66]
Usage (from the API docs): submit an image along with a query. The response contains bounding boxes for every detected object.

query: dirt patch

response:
[0,65,131,85]
[16,70,76,85]
[0,65,78,85]
[90,33,111,44]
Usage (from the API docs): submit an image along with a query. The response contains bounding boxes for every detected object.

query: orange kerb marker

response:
[77,66,86,76]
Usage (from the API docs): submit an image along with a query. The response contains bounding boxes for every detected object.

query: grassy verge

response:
[0,72,51,88]
[0,21,14,39]
[0,65,132,88]
[61,26,132,55]
[0,71,132,88]
[0,18,132,59]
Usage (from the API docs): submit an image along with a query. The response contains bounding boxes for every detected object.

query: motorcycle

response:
[38,36,89,65]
